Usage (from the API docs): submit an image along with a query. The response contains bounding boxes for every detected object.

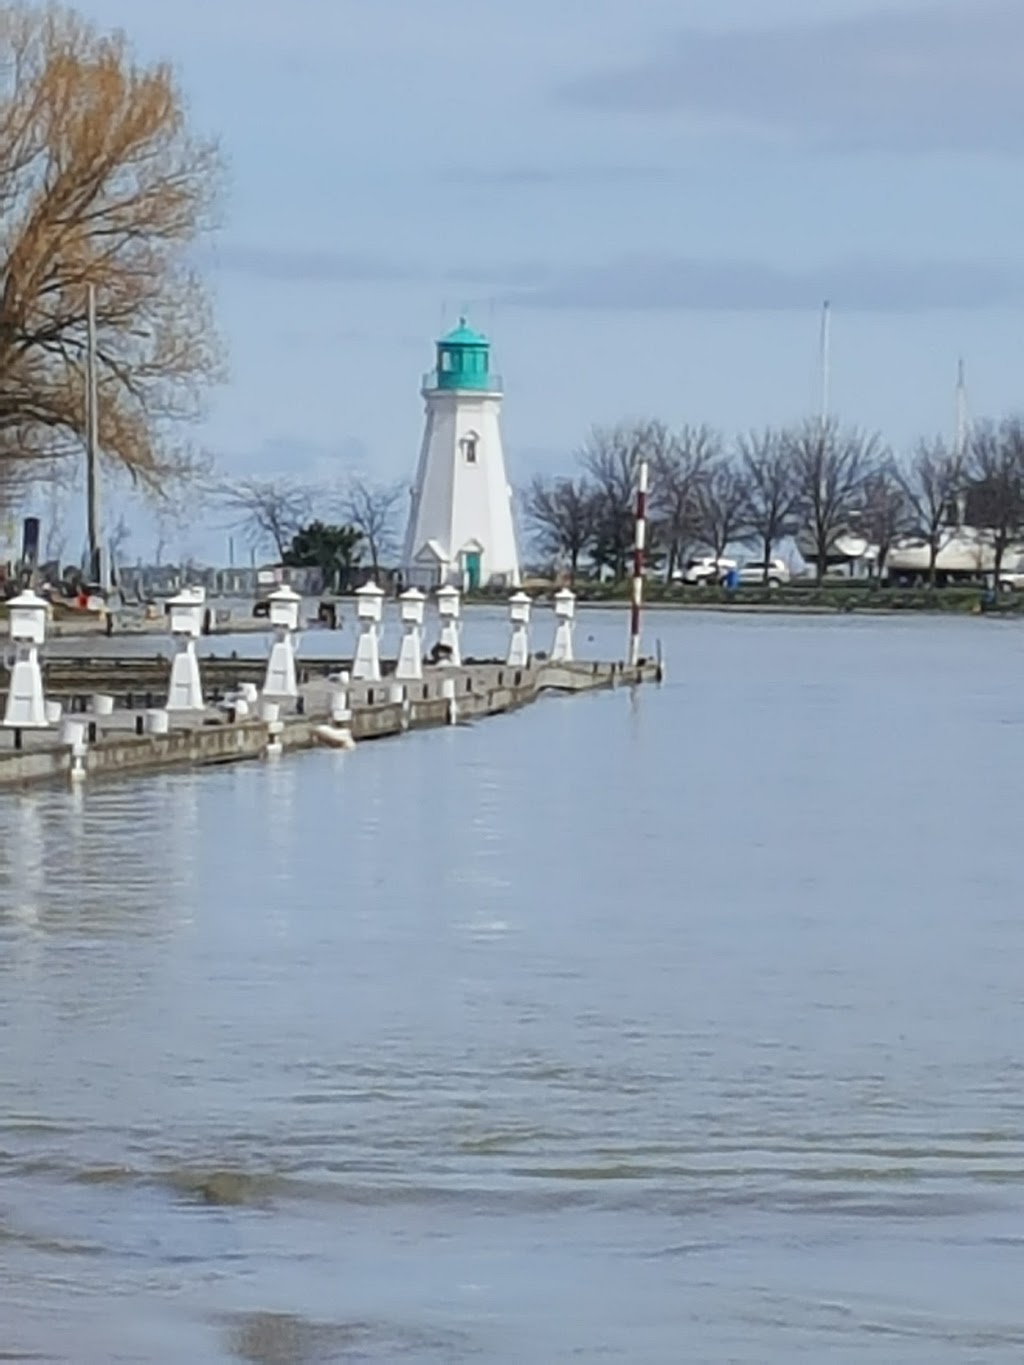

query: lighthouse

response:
[402,318,520,591]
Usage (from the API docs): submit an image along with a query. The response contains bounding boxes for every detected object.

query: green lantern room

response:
[435,317,493,391]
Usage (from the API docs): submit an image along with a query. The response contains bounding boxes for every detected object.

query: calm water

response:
[4,610,1024,1363]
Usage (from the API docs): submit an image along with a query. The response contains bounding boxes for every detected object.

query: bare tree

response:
[0,5,223,488]
[151,479,202,567]
[738,428,799,582]
[523,474,596,583]
[579,420,665,581]
[219,477,312,561]
[858,462,911,579]
[652,424,718,581]
[965,418,1024,587]
[341,476,403,579]
[40,466,76,566]
[108,512,132,577]
[787,419,880,582]
[694,457,750,567]
[899,438,964,586]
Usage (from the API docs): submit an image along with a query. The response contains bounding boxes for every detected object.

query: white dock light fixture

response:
[551,587,576,663]
[395,587,426,681]
[352,581,384,681]
[3,589,50,729]
[435,584,462,666]
[166,586,206,712]
[263,584,302,701]
[506,591,532,669]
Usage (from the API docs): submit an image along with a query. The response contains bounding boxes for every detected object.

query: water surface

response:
[3,610,1024,1362]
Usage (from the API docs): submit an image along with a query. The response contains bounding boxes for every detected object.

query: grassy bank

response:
[466,582,1022,616]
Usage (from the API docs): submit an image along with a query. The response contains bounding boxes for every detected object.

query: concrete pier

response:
[0,657,661,789]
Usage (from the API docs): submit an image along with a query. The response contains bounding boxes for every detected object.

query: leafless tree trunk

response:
[41,465,75,566]
[966,418,1024,588]
[0,4,223,488]
[694,457,750,568]
[219,477,312,562]
[899,439,963,586]
[107,513,132,581]
[859,463,911,579]
[786,419,880,583]
[523,474,596,583]
[341,477,403,580]
[652,424,718,581]
[738,428,799,581]
[579,420,666,581]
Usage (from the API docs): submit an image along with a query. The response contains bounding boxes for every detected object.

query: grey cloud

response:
[211,243,414,284]
[498,253,1023,312]
[558,1,1024,154]
[445,260,556,288]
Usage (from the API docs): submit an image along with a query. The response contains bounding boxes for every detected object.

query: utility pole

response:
[85,283,105,590]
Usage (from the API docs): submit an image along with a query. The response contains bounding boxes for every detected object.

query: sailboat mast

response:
[816,300,832,516]
[954,357,968,461]
[819,299,832,435]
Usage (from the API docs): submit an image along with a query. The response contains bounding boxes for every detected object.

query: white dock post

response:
[330,679,352,728]
[2,590,50,730]
[551,587,576,663]
[263,584,302,701]
[435,584,462,667]
[60,716,88,782]
[440,676,458,725]
[506,591,532,669]
[395,588,426,681]
[325,674,355,747]
[352,582,384,682]
[165,587,206,712]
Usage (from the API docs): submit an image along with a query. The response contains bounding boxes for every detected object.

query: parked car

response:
[680,555,737,585]
[997,554,1024,592]
[735,558,791,588]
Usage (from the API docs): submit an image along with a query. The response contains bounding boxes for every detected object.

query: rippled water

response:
[4,610,1024,1362]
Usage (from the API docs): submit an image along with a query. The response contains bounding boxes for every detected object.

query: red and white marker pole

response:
[628,458,649,667]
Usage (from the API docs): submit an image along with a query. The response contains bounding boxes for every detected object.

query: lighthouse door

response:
[464,551,481,592]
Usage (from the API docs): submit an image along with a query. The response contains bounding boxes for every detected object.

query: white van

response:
[736,558,790,587]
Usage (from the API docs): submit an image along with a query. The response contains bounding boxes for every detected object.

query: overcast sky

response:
[64,0,1024,558]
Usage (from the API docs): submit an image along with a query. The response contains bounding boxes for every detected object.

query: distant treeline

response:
[522,416,1024,586]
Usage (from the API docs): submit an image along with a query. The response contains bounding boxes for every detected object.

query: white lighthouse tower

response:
[403,318,520,591]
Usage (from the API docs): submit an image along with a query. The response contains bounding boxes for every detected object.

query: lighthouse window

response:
[461,435,478,464]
